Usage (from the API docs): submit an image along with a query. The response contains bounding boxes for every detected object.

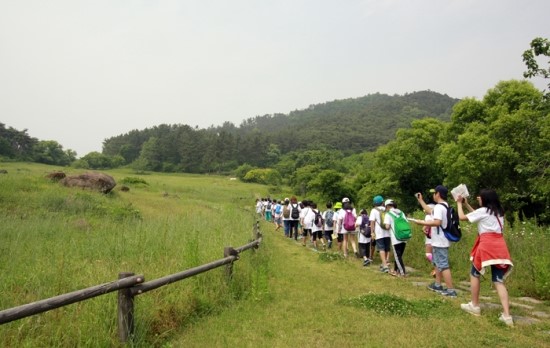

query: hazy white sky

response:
[1,0,549,157]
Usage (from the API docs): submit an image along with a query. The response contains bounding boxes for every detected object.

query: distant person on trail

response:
[322,202,335,249]
[265,198,273,222]
[356,208,372,266]
[255,198,263,218]
[455,189,514,326]
[310,202,326,250]
[288,196,301,240]
[300,200,313,247]
[383,199,407,276]
[333,202,343,251]
[423,203,437,278]
[282,198,291,237]
[370,195,391,273]
[273,200,283,231]
[414,185,457,298]
[337,198,358,258]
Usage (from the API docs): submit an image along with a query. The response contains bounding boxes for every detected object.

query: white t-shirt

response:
[384,208,406,245]
[337,208,357,234]
[467,208,504,234]
[431,203,450,248]
[322,210,335,231]
[256,201,263,214]
[356,215,372,243]
[369,206,390,239]
[301,207,313,229]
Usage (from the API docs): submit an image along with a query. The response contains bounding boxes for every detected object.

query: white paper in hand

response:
[451,184,470,200]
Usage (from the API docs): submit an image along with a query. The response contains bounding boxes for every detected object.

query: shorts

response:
[312,231,323,241]
[336,233,344,243]
[302,229,312,237]
[432,247,450,271]
[471,264,508,283]
[359,242,371,258]
[375,237,391,252]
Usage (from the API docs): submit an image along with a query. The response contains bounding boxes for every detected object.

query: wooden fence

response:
[0,221,263,343]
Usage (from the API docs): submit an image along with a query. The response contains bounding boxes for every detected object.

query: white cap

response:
[385,199,395,206]
[342,197,350,203]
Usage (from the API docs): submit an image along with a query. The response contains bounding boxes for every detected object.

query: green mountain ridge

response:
[99,90,459,172]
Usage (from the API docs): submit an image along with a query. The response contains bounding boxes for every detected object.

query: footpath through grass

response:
[172,220,550,347]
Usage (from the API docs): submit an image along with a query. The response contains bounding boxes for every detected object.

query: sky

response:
[1,0,549,157]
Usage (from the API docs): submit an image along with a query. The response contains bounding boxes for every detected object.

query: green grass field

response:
[0,162,549,347]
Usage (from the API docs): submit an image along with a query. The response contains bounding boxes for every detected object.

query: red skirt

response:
[470,232,513,278]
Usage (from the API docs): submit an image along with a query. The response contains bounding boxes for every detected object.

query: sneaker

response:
[363,259,371,266]
[460,302,481,316]
[498,313,514,327]
[328,241,333,249]
[427,282,444,292]
[381,267,389,273]
[440,289,458,298]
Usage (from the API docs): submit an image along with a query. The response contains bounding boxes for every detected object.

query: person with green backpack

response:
[383,199,411,277]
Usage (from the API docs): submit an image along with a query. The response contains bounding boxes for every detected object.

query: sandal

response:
[389,270,398,276]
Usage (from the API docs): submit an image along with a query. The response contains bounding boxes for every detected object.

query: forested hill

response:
[216,90,458,154]
[101,90,459,172]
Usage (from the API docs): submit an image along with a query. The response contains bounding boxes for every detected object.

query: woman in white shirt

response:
[456,189,514,326]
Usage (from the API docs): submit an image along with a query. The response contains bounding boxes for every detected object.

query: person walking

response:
[282,198,291,237]
[310,202,326,250]
[322,202,335,249]
[300,200,313,247]
[273,200,283,231]
[356,209,372,266]
[337,198,358,258]
[333,202,344,252]
[288,196,301,241]
[383,199,407,276]
[455,189,514,326]
[423,203,437,278]
[414,185,457,297]
[370,195,391,273]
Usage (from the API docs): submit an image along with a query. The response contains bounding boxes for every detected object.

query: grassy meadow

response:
[0,162,269,346]
[1,162,549,347]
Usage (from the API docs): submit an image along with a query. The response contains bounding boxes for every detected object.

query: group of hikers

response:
[255,185,515,326]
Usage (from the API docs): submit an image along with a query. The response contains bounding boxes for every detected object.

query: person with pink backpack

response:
[337,197,358,258]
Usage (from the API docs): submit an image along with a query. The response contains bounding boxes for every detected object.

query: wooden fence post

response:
[118,272,135,343]
[253,220,259,240]
[224,247,235,280]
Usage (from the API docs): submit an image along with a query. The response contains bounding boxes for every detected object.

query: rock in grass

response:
[60,172,116,193]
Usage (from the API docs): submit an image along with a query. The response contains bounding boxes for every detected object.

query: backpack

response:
[359,214,371,238]
[388,211,412,241]
[437,203,462,242]
[282,204,290,218]
[314,210,324,228]
[343,210,356,231]
[325,210,334,228]
[267,201,272,210]
[290,204,300,219]
[275,204,282,215]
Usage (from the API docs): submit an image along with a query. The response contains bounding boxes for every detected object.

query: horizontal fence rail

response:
[131,255,237,296]
[0,274,145,325]
[0,221,263,344]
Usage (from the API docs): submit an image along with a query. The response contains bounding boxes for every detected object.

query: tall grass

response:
[0,163,269,346]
